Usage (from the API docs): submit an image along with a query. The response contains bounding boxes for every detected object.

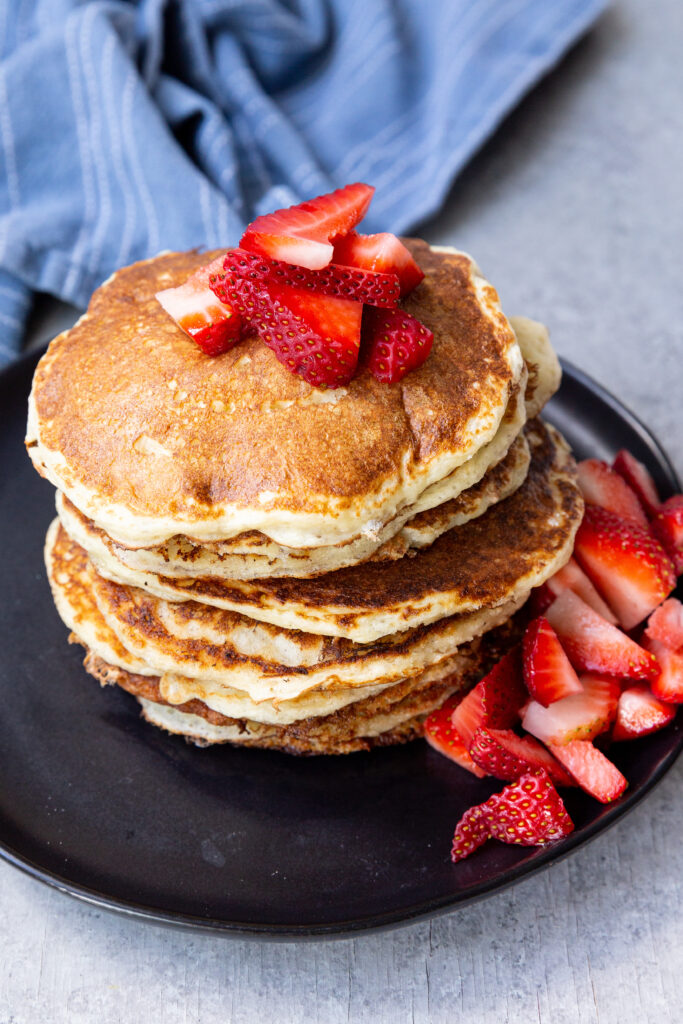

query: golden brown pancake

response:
[78,611,521,754]
[85,649,463,754]
[397,429,530,550]
[509,315,561,420]
[27,241,524,550]
[45,517,526,708]
[62,419,582,642]
[55,427,531,581]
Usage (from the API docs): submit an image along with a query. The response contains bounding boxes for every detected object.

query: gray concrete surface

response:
[3,0,682,1021]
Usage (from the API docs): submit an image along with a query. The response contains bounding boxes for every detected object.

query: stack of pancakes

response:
[26,241,583,754]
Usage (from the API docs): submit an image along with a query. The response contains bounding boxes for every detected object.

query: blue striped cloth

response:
[0,0,606,366]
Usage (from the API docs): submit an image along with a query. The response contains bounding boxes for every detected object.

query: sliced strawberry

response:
[155,255,242,356]
[645,598,683,651]
[184,318,242,357]
[468,727,575,786]
[522,617,583,707]
[451,648,527,749]
[576,458,649,529]
[612,449,661,518]
[451,770,574,862]
[574,505,676,629]
[527,584,556,617]
[645,637,683,703]
[522,673,620,746]
[221,247,400,308]
[332,230,425,297]
[652,496,683,574]
[546,557,617,624]
[518,696,532,720]
[240,183,374,270]
[546,590,658,680]
[548,741,628,803]
[212,270,362,388]
[361,306,433,384]
[612,683,677,741]
[424,695,487,777]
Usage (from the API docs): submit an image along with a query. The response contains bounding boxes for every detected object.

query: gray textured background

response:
[3,0,682,1020]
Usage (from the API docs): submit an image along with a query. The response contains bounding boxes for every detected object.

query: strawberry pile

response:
[155,184,433,388]
[425,447,683,863]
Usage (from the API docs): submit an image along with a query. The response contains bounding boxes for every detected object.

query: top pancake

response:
[26,241,524,549]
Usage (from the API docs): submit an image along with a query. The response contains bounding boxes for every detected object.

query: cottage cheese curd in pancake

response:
[62,420,582,643]
[27,242,524,551]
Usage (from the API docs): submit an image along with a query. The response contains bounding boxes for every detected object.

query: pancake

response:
[45,518,526,706]
[27,241,524,550]
[61,419,582,642]
[98,661,474,754]
[376,429,530,552]
[371,365,527,519]
[56,425,531,583]
[76,641,474,728]
[54,312,555,583]
[79,612,520,753]
[139,699,429,754]
[510,315,561,420]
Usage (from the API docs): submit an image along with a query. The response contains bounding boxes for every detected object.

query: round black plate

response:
[1,352,681,938]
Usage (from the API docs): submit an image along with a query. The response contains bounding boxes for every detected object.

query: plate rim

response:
[1,350,681,939]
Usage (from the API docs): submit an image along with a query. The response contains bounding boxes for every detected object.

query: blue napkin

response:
[0,0,606,366]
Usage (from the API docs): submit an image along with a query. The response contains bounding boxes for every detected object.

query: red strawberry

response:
[240,183,374,270]
[156,255,241,356]
[212,270,362,388]
[332,230,425,297]
[645,638,683,703]
[468,727,575,786]
[424,695,487,777]
[612,449,661,518]
[652,496,683,573]
[645,598,683,651]
[546,557,617,624]
[361,306,433,384]
[548,741,628,803]
[451,648,527,749]
[522,616,583,706]
[574,505,676,629]
[222,247,400,308]
[612,683,677,741]
[518,696,532,720]
[546,590,658,680]
[451,770,574,862]
[576,458,649,529]
[527,584,555,617]
[183,317,241,357]
[522,673,620,746]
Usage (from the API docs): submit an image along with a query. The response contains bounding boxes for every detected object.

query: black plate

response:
[1,352,681,939]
